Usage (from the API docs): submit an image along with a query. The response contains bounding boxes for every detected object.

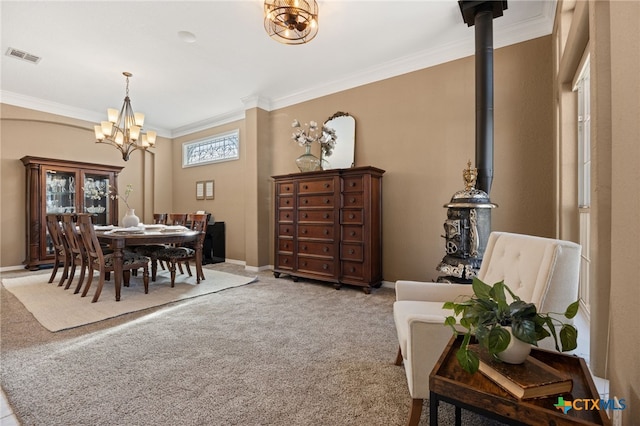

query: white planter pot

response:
[497,326,532,364]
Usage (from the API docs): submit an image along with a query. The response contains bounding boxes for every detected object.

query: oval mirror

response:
[322,112,355,169]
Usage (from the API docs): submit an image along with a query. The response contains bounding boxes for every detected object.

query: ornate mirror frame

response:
[322,112,355,169]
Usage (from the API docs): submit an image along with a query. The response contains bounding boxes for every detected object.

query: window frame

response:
[182,129,240,168]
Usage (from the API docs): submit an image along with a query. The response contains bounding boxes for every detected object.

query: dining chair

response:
[133,213,171,280]
[168,213,188,226]
[153,213,168,224]
[155,213,208,287]
[60,214,88,293]
[45,213,70,286]
[77,214,151,303]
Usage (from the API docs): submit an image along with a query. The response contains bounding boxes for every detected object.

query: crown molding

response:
[171,109,246,138]
[0,90,172,137]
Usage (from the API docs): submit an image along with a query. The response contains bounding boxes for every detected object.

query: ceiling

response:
[1,1,556,138]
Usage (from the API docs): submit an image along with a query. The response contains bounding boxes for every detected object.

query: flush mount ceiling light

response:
[264,0,319,45]
[94,72,156,161]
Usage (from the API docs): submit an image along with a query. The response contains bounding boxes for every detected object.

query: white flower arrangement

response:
[291,119,337,157]
[83,181,133,209]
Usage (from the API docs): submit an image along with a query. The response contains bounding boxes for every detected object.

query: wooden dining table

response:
[97,228,203,301]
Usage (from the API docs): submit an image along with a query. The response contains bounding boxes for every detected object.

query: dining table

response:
[96,225,203,301]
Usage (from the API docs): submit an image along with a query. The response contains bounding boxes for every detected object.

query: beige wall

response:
[263,36,554,281]
[172,120,247,263]
[607,0,640,422]
[554,1,640,423]
[2,36,554,279]
[0,104,172,267]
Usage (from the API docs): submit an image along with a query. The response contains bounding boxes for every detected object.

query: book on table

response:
[469,344,573,400]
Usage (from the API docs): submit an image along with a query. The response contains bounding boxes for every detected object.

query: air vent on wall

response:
[5,47,41,64]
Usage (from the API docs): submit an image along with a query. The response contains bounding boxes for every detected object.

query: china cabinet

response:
[272,166,384,293]
[21,156,123,270]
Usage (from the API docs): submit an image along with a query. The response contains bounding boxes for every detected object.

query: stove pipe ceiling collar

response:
[458,0,507,195]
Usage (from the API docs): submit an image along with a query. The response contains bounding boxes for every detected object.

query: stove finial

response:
[463,160,478,191]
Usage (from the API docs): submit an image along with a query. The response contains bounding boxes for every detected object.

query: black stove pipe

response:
[474,7,494,195]
[459,1,507,195]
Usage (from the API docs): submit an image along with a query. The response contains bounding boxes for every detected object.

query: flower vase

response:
[121,208,140,228]
[496,326,532,364]
[296,144,321,172]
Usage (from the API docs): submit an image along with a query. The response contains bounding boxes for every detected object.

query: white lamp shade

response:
[107,108,119,123]
[115,131,124,145]
[141,135,150,147]
[94,125,105,140]
[130,125,141,141]
[101,121,113,137]
[134,112,145,127]
[146,130,157,145]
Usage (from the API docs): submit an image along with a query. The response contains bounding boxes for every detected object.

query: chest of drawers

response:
[272,166,384,293]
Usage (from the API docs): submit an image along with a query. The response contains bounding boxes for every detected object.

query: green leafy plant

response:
[443,277,579,374]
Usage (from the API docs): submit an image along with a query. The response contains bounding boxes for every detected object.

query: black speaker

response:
[203,222,225,264]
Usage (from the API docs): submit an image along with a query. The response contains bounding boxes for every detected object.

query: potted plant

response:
[443,278,579,374]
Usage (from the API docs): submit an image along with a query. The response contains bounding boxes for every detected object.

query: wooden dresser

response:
[272,166,384,293]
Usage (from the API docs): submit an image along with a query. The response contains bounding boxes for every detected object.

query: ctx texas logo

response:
[555,396,627,414]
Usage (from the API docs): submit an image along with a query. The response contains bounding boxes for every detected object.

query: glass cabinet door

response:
[82,173,111,225]
[44,169,78,256]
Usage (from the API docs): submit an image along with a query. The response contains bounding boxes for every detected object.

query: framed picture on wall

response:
[205,180,215,200]
[196,181,205,200]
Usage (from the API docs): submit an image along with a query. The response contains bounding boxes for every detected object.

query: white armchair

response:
[393,231,581,425]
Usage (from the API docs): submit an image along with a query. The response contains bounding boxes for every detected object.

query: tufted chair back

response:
[477,231,581,324]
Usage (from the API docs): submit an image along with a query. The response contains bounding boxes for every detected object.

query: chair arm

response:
[395,280,474,303]
[403,315,459,398]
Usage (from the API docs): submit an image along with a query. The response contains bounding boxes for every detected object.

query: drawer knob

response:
[284,243,289,249]
[323,247,329,252]
[284,228,289,233]
[350,198,356,203]
[324,183,330,188]
[285,213,290,218]
[285,200,290,205]
[302,229,307,234]
[303,185,308,190]
[323,213,329,219]
[304,199,308,204]
[350,231,356,236]
[303,261,307,266]
[303,213,307,218]
[325,199,330,204]
[350,182,356,187]
[349,249,355,254]
[285,186,290,191]
[350,267,356,273]
[302,245,307,250]
[349,214,355,219]
[323,229,329,235]
[322,264,329,270]
[283,258,288,264]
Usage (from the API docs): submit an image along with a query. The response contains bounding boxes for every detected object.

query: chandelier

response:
[264,0,319,45]
[94,72,156,161]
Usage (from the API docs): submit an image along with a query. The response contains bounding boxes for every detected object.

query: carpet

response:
[1,264,500,426]
[1,268,257,332]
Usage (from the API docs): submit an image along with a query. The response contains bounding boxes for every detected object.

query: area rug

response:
[1,268,257,332]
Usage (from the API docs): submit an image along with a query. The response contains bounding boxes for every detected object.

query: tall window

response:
[182,129,239,168]
[574,56,591,317]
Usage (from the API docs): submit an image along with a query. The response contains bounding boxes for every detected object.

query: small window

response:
[182,129,239,168]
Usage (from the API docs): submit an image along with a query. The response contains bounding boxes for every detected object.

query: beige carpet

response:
[1,268,257,332]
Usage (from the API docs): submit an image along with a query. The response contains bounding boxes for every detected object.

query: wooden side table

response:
[429,335,610,426]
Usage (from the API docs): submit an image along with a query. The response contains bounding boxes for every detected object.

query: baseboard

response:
[0,265,28,273]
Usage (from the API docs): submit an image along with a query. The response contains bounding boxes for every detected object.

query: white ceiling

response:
[1,0,556,138]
